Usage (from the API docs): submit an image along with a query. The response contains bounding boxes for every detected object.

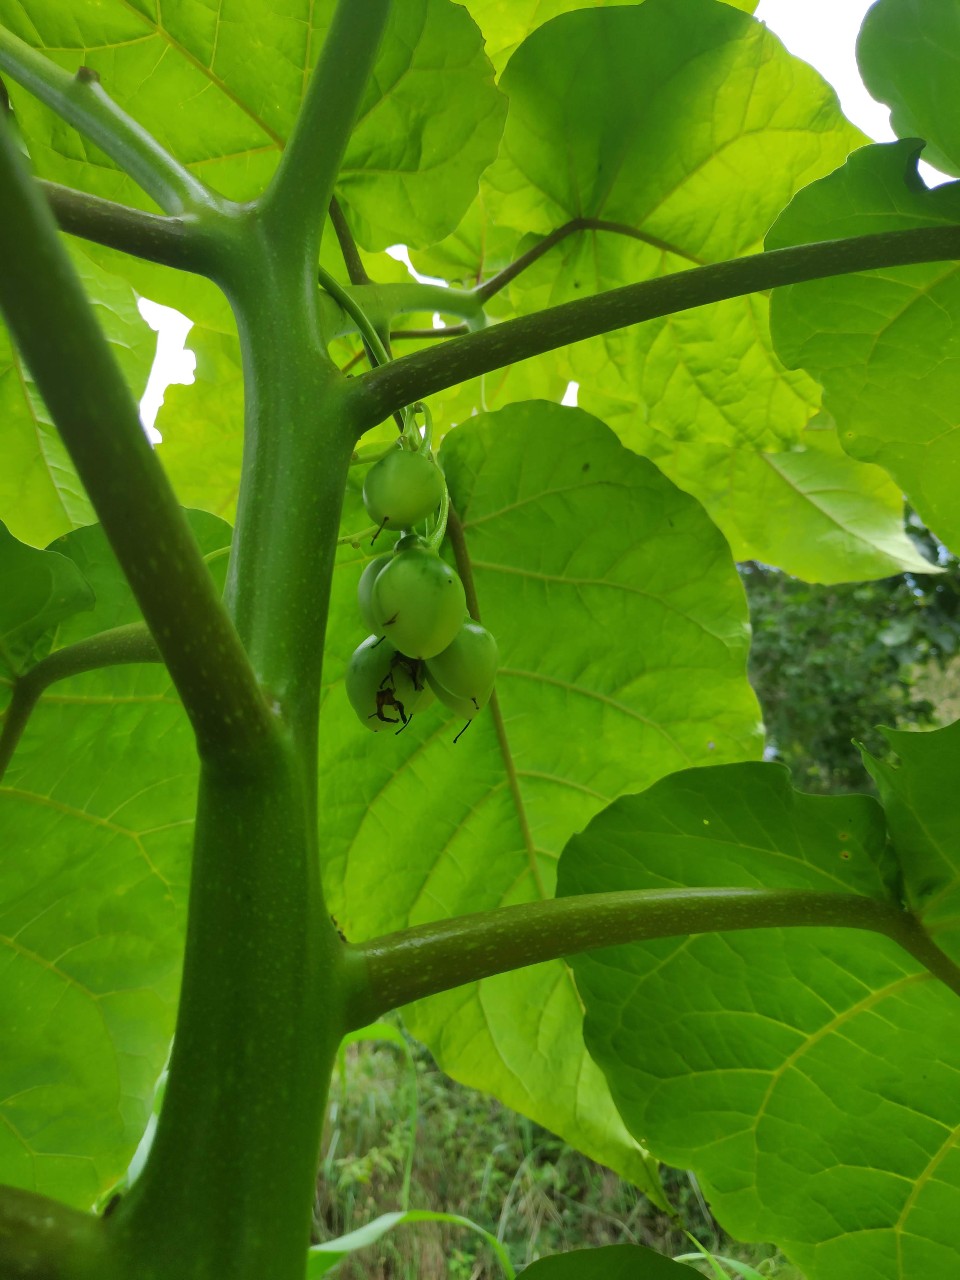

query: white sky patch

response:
[386,244,448,288]
[755,0,950,185]
[561,381,579,407]
[137,298,195,444]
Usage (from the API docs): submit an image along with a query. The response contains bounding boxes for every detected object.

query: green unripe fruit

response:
[345,636,434,732]
[363,448,445,532]
[372,543,466,659]
[425,666,480,720]
[357,552,394,633]
[427,622,499,711]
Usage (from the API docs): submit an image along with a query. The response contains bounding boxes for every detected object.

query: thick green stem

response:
[0,28,210,214]
[352,225,960,426]
[318,281,485,346]
[260,0,390,272]
[41,181,211,272]
[218,224,358,773]
[344,888,960,1027]
[112,747,348,1280]
[0,116,272,764]
[0,624,159,781]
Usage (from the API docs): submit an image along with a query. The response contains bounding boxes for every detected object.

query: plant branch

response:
[319,267,391,366]
[391,324,469,340]
[319,282,485,346]
[40,181,208,272]
[0,27,211,214]
[260,0,390,266]
[0,624,159,782]
[344,889,960,1026]
[351,225,960,428]
[0,115,274,765]
[329,195,369,285]
[475,216,706,303]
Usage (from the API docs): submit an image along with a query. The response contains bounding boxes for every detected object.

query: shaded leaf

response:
[520,1243,697,1277]
[559,762,960,1280]
[464,0,758,77]
[863,719,960,966]
[0,523,93,683]
[320,401,760,1190]
[858,0,960,179]
[768,141,960,554]
[0,512,228,1205]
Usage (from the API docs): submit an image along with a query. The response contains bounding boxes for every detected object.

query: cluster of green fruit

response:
[346,444,499,736]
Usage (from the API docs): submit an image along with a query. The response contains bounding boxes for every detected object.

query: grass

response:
[312,1024,805,1279]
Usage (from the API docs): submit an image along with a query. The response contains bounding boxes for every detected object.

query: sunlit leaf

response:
[640,418,937,584]
[0,246,155,547]
[465,0,893,580]
[1,0,506,250]
[769,140,960,555]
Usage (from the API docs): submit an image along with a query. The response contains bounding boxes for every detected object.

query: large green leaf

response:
[863,719,960,967]
[319,401,761,1189]
[1,0,506,251]
[0,522,93,684]
[463,0,758,77]
[858,0,960,179]
[639,417,936,584]
[0,512,228,1206]
[559,762,960,1280]
[769,141,960,555]
[0,245,155,547]
[456,1,925,582]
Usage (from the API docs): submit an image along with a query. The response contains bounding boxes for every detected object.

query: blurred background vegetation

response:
[315,514,960,1278]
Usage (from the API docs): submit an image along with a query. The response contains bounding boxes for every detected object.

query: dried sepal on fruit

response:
[345,635,434,732]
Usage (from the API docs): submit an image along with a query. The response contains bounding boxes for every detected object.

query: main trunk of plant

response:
[108,230,358,1279]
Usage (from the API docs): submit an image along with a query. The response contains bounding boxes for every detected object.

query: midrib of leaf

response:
[447,508,546,900]
[1,930,100,1000]
[115,0,284,145]
[862,262,960,366]
[498,666,694,758]
[749,969,932,1173]
[759,453,901,549]
[896,1123,960,1276]
[0,785,172,884]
